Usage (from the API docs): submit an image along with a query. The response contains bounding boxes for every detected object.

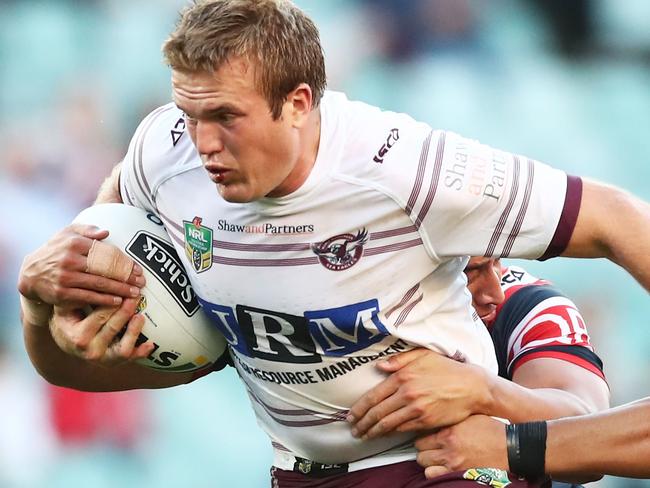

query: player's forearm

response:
[545,399,650,478]
[480,373,600,423]
[23,318,190,392]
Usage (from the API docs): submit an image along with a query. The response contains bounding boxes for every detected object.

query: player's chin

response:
[217,183,257,203]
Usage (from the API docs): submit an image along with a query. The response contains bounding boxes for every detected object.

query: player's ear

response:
[285,83,313,128]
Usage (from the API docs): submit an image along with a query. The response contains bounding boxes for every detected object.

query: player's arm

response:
[347,348,608,439]
[487,357,609,421]
[561,178,650,292]
[23,296,194,391]
[19,162,165,390]
[416,398,650,480]
[544,398,650,478]
[17,163,139,310]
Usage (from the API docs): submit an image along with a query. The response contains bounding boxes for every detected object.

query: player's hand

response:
[50,298,154,366]
[347,349,490,438]
[18,224,145,307]
[415,415,508,479]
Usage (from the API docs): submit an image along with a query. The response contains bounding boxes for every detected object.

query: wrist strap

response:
[506,421,547,480]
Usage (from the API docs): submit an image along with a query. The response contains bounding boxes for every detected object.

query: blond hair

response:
[163,0,326,119]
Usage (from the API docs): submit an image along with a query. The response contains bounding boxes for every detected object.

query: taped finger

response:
[86,240,134,281]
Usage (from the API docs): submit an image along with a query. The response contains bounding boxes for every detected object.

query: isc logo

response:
[197,298,390,363]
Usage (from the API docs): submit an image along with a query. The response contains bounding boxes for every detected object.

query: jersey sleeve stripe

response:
[485,156,521,257]
[414,131,446,229]
[538,175,583,260]
[405,130,433,216]
[393,292,424,327]
[133,105,174,210]
[370,225,418,239]
[501,158,535,257]
[363,238,423,256]
[386,284,420,319]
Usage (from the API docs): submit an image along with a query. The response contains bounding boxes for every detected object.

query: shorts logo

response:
[184,216,213,273]
[463,468,511,488]
[297,459,313,474]
[311,229,368,271]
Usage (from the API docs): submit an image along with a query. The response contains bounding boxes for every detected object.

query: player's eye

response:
[217,112,237,125]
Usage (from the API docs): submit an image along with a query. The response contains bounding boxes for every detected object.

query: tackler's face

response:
[172,58,311,203]
[464,257,505,325]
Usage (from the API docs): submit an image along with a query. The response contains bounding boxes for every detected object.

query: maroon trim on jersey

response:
[272,441,292,452]
[538,175,583,261]
[371,225,419,239]
[501,159,535,257]
[363,238,423,256]
[215,255,320,267]
[485,157,521,257]
[405,131,433,216]
[386,284,420,319]
[512,350,606,381]
[132,105,174,210]
[156,209,423,267]
[414,132,446,229]
[245,385,348,427]
[394,293,424,327]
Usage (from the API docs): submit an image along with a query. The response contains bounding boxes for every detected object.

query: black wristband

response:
[506,421,547,480]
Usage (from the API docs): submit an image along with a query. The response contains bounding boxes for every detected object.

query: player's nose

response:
[476,269,505,307]
[195,120,224,156]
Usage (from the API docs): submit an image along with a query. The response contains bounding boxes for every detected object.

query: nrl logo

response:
[311,229,368,271]
[184,216,213,273]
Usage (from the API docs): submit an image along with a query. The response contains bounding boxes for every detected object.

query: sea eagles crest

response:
[184,216,213,273]
[311,229,368,271]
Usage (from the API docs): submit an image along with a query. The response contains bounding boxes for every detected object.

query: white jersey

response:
[119,91,577,467]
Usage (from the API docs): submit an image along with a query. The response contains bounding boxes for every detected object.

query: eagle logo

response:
[311,229,368,271]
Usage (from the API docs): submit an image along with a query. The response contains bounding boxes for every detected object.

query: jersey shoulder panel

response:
[327,97,570,261]
[119,103,200,211]
[324,91,434,206]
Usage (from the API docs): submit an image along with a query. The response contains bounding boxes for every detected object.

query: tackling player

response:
[348,258,609,484]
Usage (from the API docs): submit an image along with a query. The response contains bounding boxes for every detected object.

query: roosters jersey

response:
[492,266,604,380]
[119,91,581,466]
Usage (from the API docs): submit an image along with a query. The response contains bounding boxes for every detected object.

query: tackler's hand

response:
[18,224,145,307]
[415,415,508,479]
[347,349,491,439]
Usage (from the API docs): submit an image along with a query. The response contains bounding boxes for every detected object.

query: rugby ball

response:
[73,203,228,373]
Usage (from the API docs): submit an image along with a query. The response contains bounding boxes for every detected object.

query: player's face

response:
[172,58,316,203]
[464,257,505,324]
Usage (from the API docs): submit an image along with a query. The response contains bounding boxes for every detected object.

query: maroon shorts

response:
[271,461,548,488]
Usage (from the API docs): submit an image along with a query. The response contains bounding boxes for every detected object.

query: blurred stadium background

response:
[1,0,649,486]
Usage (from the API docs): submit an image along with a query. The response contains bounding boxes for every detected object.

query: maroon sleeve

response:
[538,175,582,261]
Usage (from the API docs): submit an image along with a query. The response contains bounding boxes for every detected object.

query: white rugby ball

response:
[73,203,228,373]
